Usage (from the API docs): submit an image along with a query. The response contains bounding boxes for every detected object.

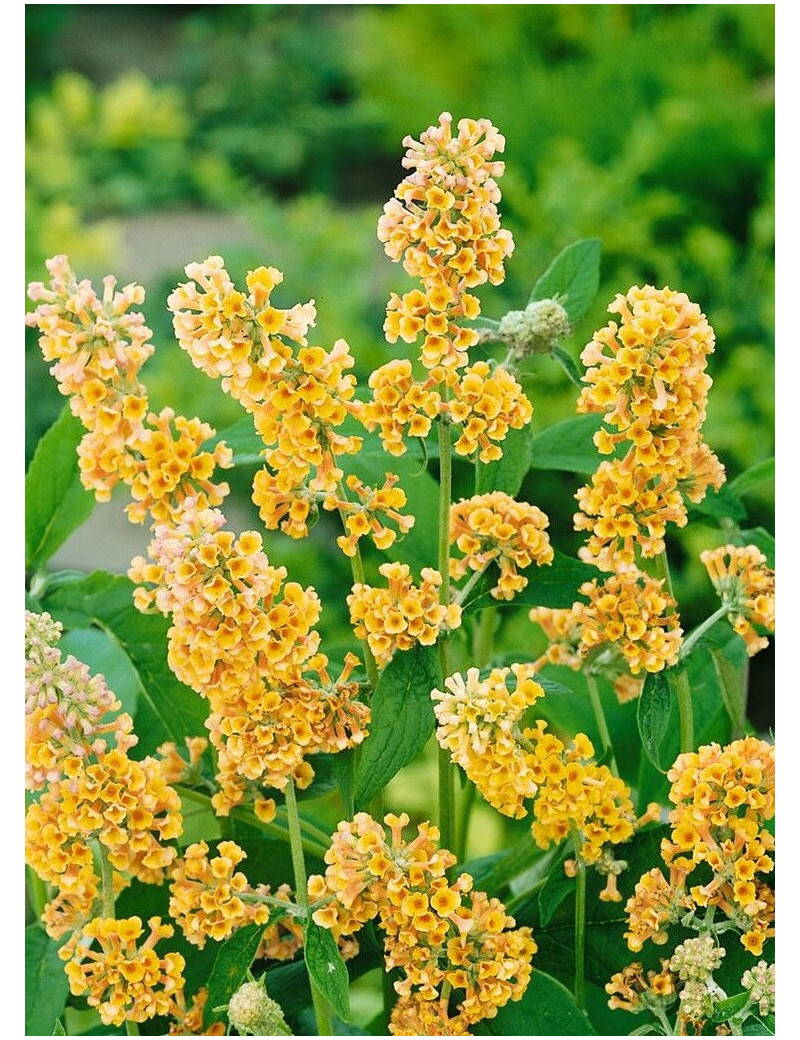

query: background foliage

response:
[25,1,775,841]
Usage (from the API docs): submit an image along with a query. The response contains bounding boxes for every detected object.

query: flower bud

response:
[226,978,292,1036]
[498,298,571,358]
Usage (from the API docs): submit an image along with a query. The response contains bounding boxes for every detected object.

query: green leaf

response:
[354,644,440,808]
[529,238,602,324]
[467,551,597,613]
[710,642,748,737]
[204,922,269,1028]
[59,626,140,722]
[25,923,70,1036]
[743,1014,775,1035]
[538,850,575,927]
[529,415,604,474]
[712,991,751,1023]
[208,415,264,466]
[475,423,534,497]
[52,1020,66,1036]
[637,670,672,773]
[41,571,208,754]
[25,404,96,572]
[331,748,356,820]
[551,345,584,388]
[473,969,597,1035]
[304,920,351,1021]
[687,483,747,521]
[728,457,775,497]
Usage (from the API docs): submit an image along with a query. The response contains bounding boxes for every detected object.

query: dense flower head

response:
[347,562,462,668]
[432,665,545,818]
[578,569,682,676]
[449,491,553,600]
[226,978,293,1036]
[308,812,536,1036]
[669,934,725,982]
[448,361,533,462]
[498,298,572,360]
[362,359,442,456]
[324,472,415,558]
[577,285,716,453]
[700,544,775,655]
[26,747,182,888]
[126,407,232,525]
[741,960,775,1017]
[605,961,677,1013]
[378,113,513,373]
[64,916,185,1027]
[623,866,693,953]
[25,610,137,789]
[574,455,687,570]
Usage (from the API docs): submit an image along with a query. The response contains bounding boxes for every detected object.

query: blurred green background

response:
[25,4,774,729]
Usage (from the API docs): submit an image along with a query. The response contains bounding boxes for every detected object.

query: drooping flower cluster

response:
[347,561,462,668]
[700,544,775,655]
[378,112,513,373]
[308,812,536,1036]
[64,916,185,1027]
[623,737,774,960]
[432,665,545,818]
[129,502,369,813]
[168,840,303,960]
[574,285,725,569]
[529,568,682,702]
[26,257,233,519]
[449,491,553,601]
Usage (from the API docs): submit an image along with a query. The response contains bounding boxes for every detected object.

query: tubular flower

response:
[574,455,687,570]
[700,545,775,655]
[347,562,462,668]
[432,665,545,818]
[449,491,553,601]
[362,359,442,456]
[169,987,226,1036]
[309,813,536,1036]
[577,285,717,464]
[528,604,586,671]
[25,610,137,790]
[448,361,533,463]
[578,569,683,677]
[605,961,678,1014]
[64,916,185,1027]
[623,867,693,953]
[324,473,415,558]
[378,112,514,373]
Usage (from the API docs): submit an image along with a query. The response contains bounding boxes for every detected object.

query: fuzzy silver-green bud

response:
[498,298,571,358]
[226,978,292,1036]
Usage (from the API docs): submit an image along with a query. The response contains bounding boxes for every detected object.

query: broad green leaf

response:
[529,415,604,474]
[52,1020,66,1035]
[538,850,575,927]
[712,991,752,1023]
[528,238,602,324]
[41,571,208,754]
[25,404,96,572]
[475,422,534,497]
[743,1014,775,1035]
[354,644,440,808]
[687,483,747,521]
[59,626,139,721]
[331,748,356,820]
[204,922,270,1028]
[25,924,70,1036]
[637,671,672,773]
[462,832,547,896]
[728,457,775,497]
[552,345,584,388]
[304,920,351,1021]
[710,643,748,738]
[473,969,597,1035]
[208,415,264,466]
[467,551,597,613]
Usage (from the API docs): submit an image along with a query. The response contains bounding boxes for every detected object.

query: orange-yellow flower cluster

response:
[130,502,369,812]
[529,568,682,702]
[168,840,303,959]
[26,257,232,519]
[64,916,185,1027]
[378,112,514,374]
[449,491,553,600]
[623,738,775,958]
[574,285,725,569]
[169,987,226,1036]
[432,665,545,818]
[448,361,533,462]
[362,359,442,456]
[325,473,415,559]
[605,961,677,1014]
[700,544,775,655]
[308,812,536,1035]
[347,562,462,668]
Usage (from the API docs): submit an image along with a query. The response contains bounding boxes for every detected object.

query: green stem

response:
[26,867,48,920]
[125,1023,140,1036]
[584,672,619,776]
[97,844,115,919]
[284,780,334,1037]
[455,780,476,863]
[680,604,730,659]
[573,835,587,1011]
[650,551,694,753]
[436,412,456,853]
